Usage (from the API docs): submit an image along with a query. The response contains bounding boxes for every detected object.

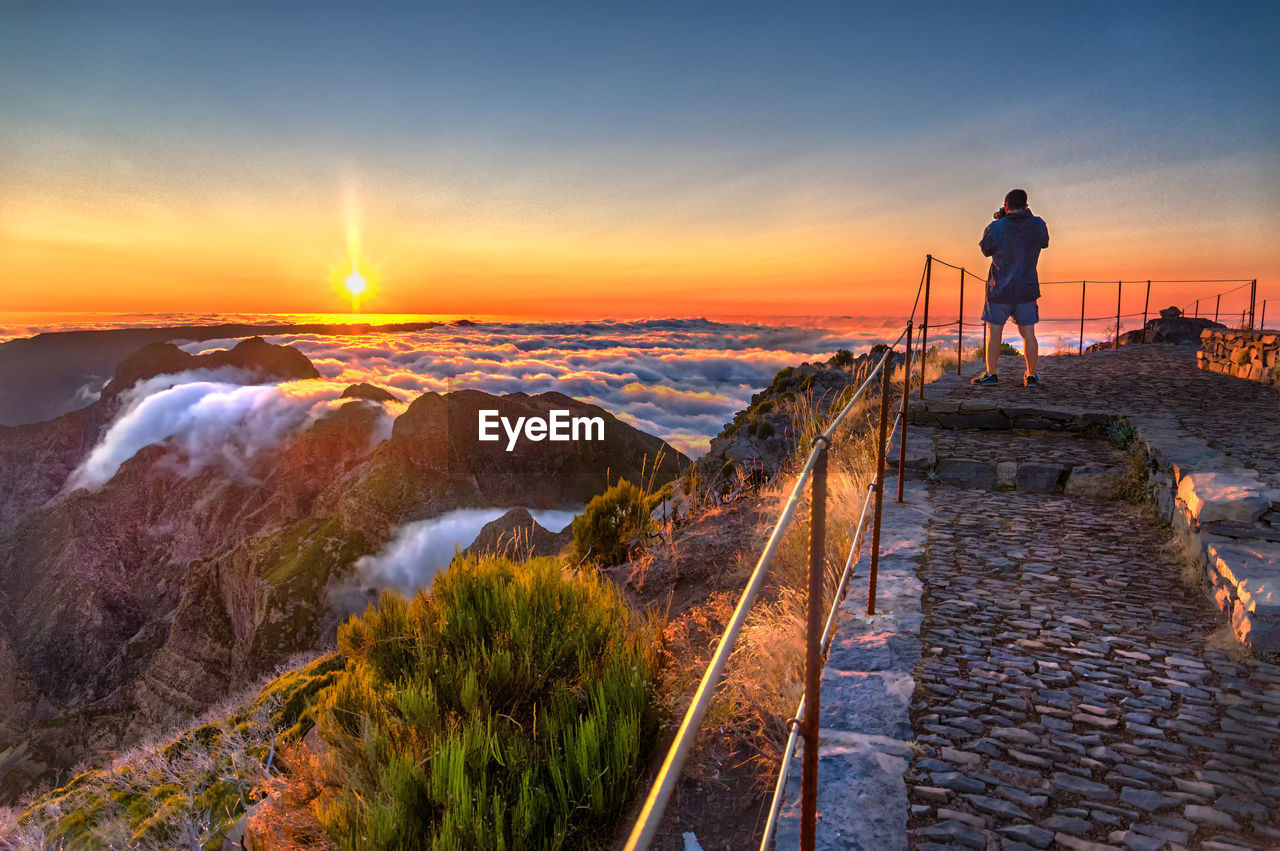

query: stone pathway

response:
[774,344,1280,850]
[935,347,1280,490]
[909,485,1280,850]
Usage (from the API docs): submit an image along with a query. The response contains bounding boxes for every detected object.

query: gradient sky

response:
[2,1,1277,318]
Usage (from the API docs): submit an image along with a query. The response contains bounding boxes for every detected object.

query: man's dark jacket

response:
[979,209,1049,304]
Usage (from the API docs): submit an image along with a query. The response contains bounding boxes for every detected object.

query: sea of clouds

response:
[180,317,903,456]
[59,316,919,495]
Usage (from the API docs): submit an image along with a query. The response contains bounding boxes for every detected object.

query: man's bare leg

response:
[1018,324,1038,376]
[986,322,1003,374]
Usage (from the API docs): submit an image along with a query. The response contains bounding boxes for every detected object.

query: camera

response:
[993,208,1007,220]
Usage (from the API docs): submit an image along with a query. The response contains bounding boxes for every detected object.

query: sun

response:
[328,188,383,313]
[345,271,367,297]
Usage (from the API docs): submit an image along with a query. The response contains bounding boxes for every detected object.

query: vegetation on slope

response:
[309,555,657,850]
[6,556,659,851]
[5,653,344,849]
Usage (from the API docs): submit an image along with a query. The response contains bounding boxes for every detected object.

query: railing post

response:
[1194,298,1199,319]
[956,267,964,374]
[898,322,913,503]
[1215,293,1221,324]
[868,360,892,616]
[1141,280,1151,343]
[919,255,932,399]
[1250,280,1257,330]
[800,441,827,851]
[1263,300,1268,331]
[1078,281,1086,355]
[1114,281,1122,349]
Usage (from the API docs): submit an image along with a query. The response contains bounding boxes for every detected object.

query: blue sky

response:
[2,1,1277,315]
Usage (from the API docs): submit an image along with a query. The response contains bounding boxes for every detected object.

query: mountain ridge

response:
[0,336,686,800]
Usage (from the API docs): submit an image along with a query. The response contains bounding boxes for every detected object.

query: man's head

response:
[1004,188,1028,212]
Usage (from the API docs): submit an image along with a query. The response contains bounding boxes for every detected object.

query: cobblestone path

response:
[908,486,1280,851]
[939,347,1280,489]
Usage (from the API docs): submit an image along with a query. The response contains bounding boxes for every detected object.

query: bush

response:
[570,479,656,567]
[830,348,856,368]
[313,556,657,850]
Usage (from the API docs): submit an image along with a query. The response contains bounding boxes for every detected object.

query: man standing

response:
[971,188,1050,386]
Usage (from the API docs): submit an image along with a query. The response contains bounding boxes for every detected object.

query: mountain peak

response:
[107,337,321,399]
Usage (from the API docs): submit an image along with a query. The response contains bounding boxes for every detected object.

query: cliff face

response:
[0,340,687,801]
[0,336,321,536]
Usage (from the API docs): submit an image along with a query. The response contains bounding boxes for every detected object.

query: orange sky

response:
[4,175,1274,321]
[2,5,1277,322]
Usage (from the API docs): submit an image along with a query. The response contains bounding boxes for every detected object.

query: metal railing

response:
[923,256,1262,362]
[622,256,927,851]
[623,252,1266,850]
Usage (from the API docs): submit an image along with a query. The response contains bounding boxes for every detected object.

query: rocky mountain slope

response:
[0,337,685,801]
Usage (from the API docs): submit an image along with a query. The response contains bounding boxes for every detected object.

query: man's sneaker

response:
[1023,373,1040,387]
[970,371,998,386]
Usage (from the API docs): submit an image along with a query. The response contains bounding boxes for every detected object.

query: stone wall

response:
[1197,328,1280,385]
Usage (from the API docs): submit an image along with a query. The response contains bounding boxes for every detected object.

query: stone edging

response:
[774,480,930,849]
[903,385,1280,655]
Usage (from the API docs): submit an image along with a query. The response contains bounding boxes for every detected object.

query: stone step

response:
[930,457,1129,496]
[908,399,1115,432]
[889,427,1131,497]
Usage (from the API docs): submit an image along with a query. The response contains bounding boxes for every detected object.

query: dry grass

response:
[246,739,336,850]
[1204,624,1253,663]
[684,354,949,778]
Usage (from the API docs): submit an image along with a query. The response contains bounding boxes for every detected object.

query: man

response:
[971,188,1050,387]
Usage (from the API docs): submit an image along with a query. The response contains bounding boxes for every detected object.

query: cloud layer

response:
[67,369,384,491]
[58,314,1124,492]
[352,507,580,595]
[181,317,900,455]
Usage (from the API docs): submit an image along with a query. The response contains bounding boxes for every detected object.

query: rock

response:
[997,461,1018,489]
[915,820,986,849]
[1064,464,1129,498]
[931,771,986,794]
[1041,815,1091,835]
[936,458,998,489]
[1118,786,1178,811]
[341,382,401,403]
[964,793,1029,820]
[1183,803,1239,829]
[1015,462,1064,493]
[1051,772,1117,800]
[997,824,1054,848]
[1159,306,1182,320]
[1178,471,1270,523]
[990,726,1040,746]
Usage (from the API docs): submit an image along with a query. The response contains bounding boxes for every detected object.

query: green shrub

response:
[314,556,657,850]
[569,479,656,567]
[830,348,856,368]
[1107,418,1136,451]
[1000,342,1020,356]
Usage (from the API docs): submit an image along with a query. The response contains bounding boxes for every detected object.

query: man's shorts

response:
[982,300,1038,327]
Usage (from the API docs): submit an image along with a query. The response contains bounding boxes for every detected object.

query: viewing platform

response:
[777,344,1280,850]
